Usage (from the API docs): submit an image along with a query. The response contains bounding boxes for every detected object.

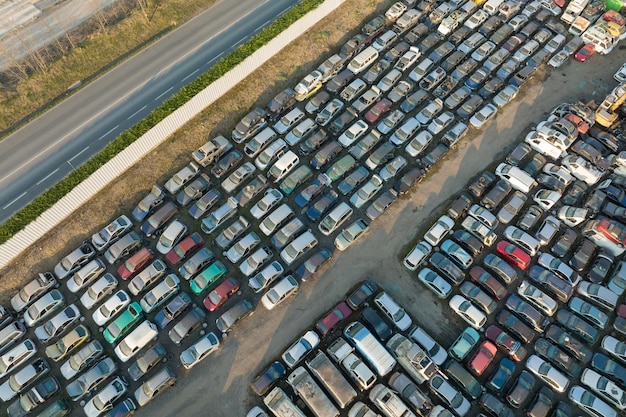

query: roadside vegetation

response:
[0,0,391,297]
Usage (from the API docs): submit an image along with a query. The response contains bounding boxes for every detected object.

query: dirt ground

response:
[0,0,394,299]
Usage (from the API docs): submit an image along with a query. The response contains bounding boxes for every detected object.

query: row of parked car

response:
[397,93,626,417]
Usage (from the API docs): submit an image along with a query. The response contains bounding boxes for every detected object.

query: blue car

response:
[486,358,516,393]
[306,190,339,221]
[465,68,489,90]
[154,292,192,329]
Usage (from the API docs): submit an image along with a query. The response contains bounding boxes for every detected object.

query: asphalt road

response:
[0,0,300,223]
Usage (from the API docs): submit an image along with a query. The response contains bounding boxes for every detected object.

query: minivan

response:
[244,127,277,158]
[348,46,379,74]
[141,202,179,237]
[319,202,353,236]
[344,322,397,376]
[114,320,158,362]
[200,197,238,235]
[268,151,300,182]
[260,204,294,236]
[255,138,288,171]
[280,231,319,265]
[372,30,398,52]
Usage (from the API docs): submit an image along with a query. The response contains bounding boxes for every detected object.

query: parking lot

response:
[1,0,626,416]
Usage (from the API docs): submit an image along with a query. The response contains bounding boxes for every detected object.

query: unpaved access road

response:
[135,40,625,417]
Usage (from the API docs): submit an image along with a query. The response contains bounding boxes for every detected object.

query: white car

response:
[65,358,117,402]
[294,71,322,101]
[239,247,273,277]
[225,232,261,264]
[429,373,471,417]
[92,290,131,326]
[465,9,488,29]
[34,305,81,343]
[338,120,369,147]
[155,220,187,255]
[281,330,320,368]
[493,85,519,108]
[80,273,118,310]
[403,241,433,271]
[60,340,104,380]
[504,225,540,256]
[10,273,57,313]
[250,189,283,219]
[83,376,128,417]
[469,103,497,129]
[614,63,626,83]
[601,335,626,364]
[543,163,573,186]
[335,219,369,251]
[409,326,448,366]
[418,268,452,299]
[538,252,581,286]
[164,162,199,195]
[395,46,421,71]
[261,275,299,310]
[379,155,407,182]
[349,175,383,208]
[221,162,256,193]
[373,291,412,331]
[517,280,557,316]
[449,295,486,329]
[562,155,604,185]
[427,111,455,135]
[405,131,433,157]
[580,368,626,410]
[525,132,565,160]
[91,215,133,251]
[424,215,455,246]
[568,385,617,417]
[468,204,499,229]
[23,290,65,327]
[533,189,562,210]
[179,332,220,369]
[578,282,618,311]
[248,261,284,293]
[557,205,589,227]
[526,354,569,393]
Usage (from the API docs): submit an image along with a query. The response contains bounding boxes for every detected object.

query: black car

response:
[444,360,483,400]
[505,143,533,166]
[591,353,626,386]
[601,201,626,222]
[326,69,355,94]
[551,229,578,258]
[526,386,554,417]
[404,23,429,44]
[583,189,607,215]
[522,153,547,177]
[468,171,497,198]
[556,310,599,345]
[299,129,328,156]
[329,107,357,135]
[569,239,596,272]
[452,230,484,257]
[528,265,573,302]
[561,180,589,206]
[545,324,592,363]
[421,143,449,170]
[536,174,567,193]
[429,252,464,285]
[587,251,614,283]
[304,90,331,115]
[534,338,581,377]
[479,392,514,417]
[393,168,425,195]
[449,26,472,45]
[448,193,473,220]
[517,205,543,232]
[251,361,286,396]
[495,310,536,343]
[211,149,243,178]
[346,280,378,310]
[400,89,430,113]
[506,370,535,409]
[267,88,296,120]
[361,306,393,341]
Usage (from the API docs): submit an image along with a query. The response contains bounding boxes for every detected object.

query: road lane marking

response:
[97,125,119,141]
[155,87,174,101]
[127,105,147,120]
[182,69,199,81]
[69,146,89,162]
[36,168,60,185]
[3,192,27,210]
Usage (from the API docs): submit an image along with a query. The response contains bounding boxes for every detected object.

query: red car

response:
[469,266,508,300]
[315,301,353,336]
[553,0,565,7]
[604,10,626,26]
[165,232,204,265]
[203,277,240,312]
[467,340,497,376]
[496,241,531,270]
[619,304,626,318]
[364,99,392,123]
[485,325,528,362]
[565,114,589,134]
[117,247,154,280]
[574,43,595,62]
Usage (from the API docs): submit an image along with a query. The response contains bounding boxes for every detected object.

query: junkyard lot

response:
[134,42,625,417]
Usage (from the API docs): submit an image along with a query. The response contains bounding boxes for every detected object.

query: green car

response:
[103,302,143,344]
[190,261,227,295]
[448,327,480,361]
[280,165,312,195]
[325,155,356,182]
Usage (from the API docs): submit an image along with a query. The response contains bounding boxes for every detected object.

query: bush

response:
[0,0,325,244]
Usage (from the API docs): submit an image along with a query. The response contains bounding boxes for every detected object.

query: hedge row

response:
[0,0,326,244]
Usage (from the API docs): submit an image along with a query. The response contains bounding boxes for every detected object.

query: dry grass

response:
[0,0,220,132]
[0,0,394,302]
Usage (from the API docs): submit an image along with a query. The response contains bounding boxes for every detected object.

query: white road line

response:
[69,146,89,162]
[234,36,246,46]
[3,192,27,210]
[127,105,147,120]
[36,168,60,185]
[155,87,174,101]
[256,19,271,32]
[97,124,119,141]
[182,69,199,82]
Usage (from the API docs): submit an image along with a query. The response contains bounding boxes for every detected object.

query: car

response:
[506,370,535,409]
[409,326,447,366]
[92,215,133,252]
[53,243,96,280]
[140,274,180,313]
[423,215,455,246]
[373,291,412,331]
[376,109,405,134]
[505,294,550,332]
[469,340,497,377]
[116,247,154,280]
[415,98,444,125]
[225,232,261,264]
[440,239,473,269]
[128,344,168,381]
[557,310,599,345]
[345,280,378,310]
[591,353,626,387]
[534,338,581,378]
[165,232,204,265]
[449,327,480,362]
[338,167,369,196]
[260,275,298,310]
[250,361,286,397]
[468,171,497,198]
[562,155,604,185]
[239,246,273,277]
[449,294,486,329]
[92,290,130,326]
[525,355,569,393]
[178,248,215,281]
[65,358,117,401]
[316,302,352,337]
[176,173,211,207]
[83,376,128,417]
[361,307,393,341]
[389,372,434,413]
[497,191,527,224]
[168,307,206,344]
[211,149,244,178]
[484,253,518,284]
[59,340,104,380]
[546,324,592,363]
[481,179,512,211]
[587,251,614,284]
[44,323,89,362]
[215,299,254,333]
[102,302,143,344]
[203,277,240,312]
[517,281,557,316]
[580,368,626,411]
[574,43,595,62]
[461,282,497,314]
[364,99,393,123]
[379,156,406,182]
[6,376,59,417]
[487,357,516,394]
[557,206,589,228]
[504,226,539,256]
[469,103,498,128]
[350,175,383,208]
[296,248,332,282]
[496,310,535,343]
[335,219,369,251]
[393,167,425,195]
[470,266,507,300]
[538,252,581,286]
[366,189,398,220]
[486,325,528,362]
[132,185,165,221]
[429,373,471,417]
[430,252,465,286]
[154,292,192,329]
[248,261,284,293]
[281,330,319,369]
[517,205,543,232]
[232,107,267,143]
[496,241,531,269]
[34,304,81,343]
